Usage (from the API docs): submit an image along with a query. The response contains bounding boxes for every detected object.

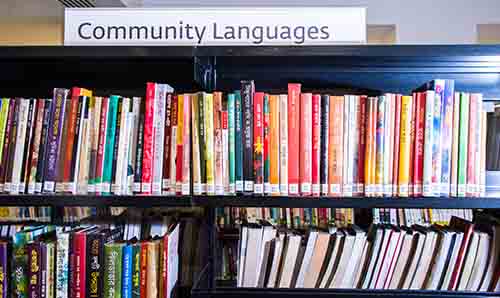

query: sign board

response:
[64,7,366,46]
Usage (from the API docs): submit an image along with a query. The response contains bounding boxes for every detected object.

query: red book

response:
[299,93,312,196]
[62,87,81,190]
[358,95,367,196]
[175,95,185,195]
[414,92,426,196]
[142,83,156,194]
[253,92,264,194]
[408,93,417,197]
[448,218,475,290]
[74,231,87,298]
[392,94,402,197]
[140,242,148,298]
[95,97,109,194]
[311,94,321,196]
[288,83,301,195]
[162,93,173,193]
[161,236,169,298]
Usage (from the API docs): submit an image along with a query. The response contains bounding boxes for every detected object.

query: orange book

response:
[269,95,280,195]
[299,93,312,195]
[288,83,301,195]
[328,96,343,196]
[364,97,377,196]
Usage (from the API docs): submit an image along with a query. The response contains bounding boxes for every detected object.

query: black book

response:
[36,99,53,193]
[320,94,330,195]
[39,242,47,298]
[133,97,145,193]
[5,99,20,191]
[20,99,35,193]
[111,97,123,193]
[86,229,118,298]
[241,80,255,193]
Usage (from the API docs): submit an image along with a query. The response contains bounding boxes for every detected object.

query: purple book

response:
[0,242,7,298]
[43,88,69,192]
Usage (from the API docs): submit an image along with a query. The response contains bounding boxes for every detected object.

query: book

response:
[204,93,215,195]
[162,94,173,194]
[152,85,167,195]
[311,94,321,196]
[398,96,413,197]
[102,95,119,194]
[228,93,236,194]
[269,95,280,195]
[299,93,313,196]
[319,94,330,195]
[192,93,202,195]
[278,94,288,195]
[263,94,271,194]
[181,94,191,195]
[329,96,343,196]
[103,243,124,298]
[234,91,244,193]
[169,95,179,194]
[133,98,145,193]
[422,90,436,197]
[214,92,224,195]
[288,83,301,195]
[440,80,455,196]
[241,81,255,193]
[142,83,156,194]
[253,92,265,194]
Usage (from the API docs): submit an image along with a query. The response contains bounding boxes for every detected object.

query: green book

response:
[130,243,141,298]
[227,93,236,194]
[102,95,119,194]
[104,242,124,298]
[457,92,470,197]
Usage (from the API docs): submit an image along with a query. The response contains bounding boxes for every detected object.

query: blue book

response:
[440,80,455,196]
[122,244,133,298]
[234,91,244,192]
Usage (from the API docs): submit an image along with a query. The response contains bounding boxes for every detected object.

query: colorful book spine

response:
[72,95,88,194]
[358,95,367,196]
[77,97,91,194]
[382,94,392,197]
[162,94,173,194]
[86,233,103,298]
[329,96,343,196]
[480,109,487,197]
[422,90,436,197]
[55,96,70,193]
[342,95,354,197]
[74,232,88,298]
[457,93,470,197]
[36,99,53,193]
[28,100,45,194]
[192,93,202,195]
[109,96,123,194]
[133,98,145,193]
[299,93,312,195]
[131,244,141,298]
[129,97,141,193]
[413,92,426,197]
[365,97,376,196]
[96,97,109,194]
[228,93,236,194]
[320,94,329,195]
[142,83,156,194]
[88,96,102,193]
[122,245,133,298]
[392,95,402,197]
[4,99,19,193]
[450,92,461,197]
[61,88,80,192]
[311,94,321,196]
[242,81,255,193]
[169,96,179,194]
[20,99,35,194]
[288,83,301,195]
[56,233,69,298]
[440,80,455,196]
[204,93,215,194]
[375,96,386,197]
[431,80,446,196]
[104,243,123,298]
[198,92,207,194]
[253,92,265,194]
[175,94,184,194]
[182,94,191,195]
[222,101,229,194]
[0,99,10,192]
[28,243,41,298]
[467,94,478,196]
[139,244,147,298]
[214,92,224,195]
[269,95,280,195]
[234,91,243,193]
[0,242,7,298]
[398,95,413,197]
[102,95,119,194]
[152,85,166,195]
[408,93,416,198]
[351,96,360,197]
[263,94,271,194]
[278,94,288,195]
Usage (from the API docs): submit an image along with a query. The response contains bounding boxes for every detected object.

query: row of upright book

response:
[0,79,487,198]
[237,217,500,292]
[0,220,181,298]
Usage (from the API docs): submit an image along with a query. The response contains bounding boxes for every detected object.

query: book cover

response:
[311,94,321,196]
[263,94,271,194]
[102,95,119,194]
[242,81,255,193]
[375,96,386,197]
[192,93,202,195]
[319,94,329,195]
[204,93,215,194]
[169,95,178,195]
[198,92,207,194]
[0,99,11,192]
[20,99,36,194]
[382,94,393,197]
[28,99,45,194]
[473,94,483,197]
[329,96,343,196]
[413,92,426,197]
[234,91,244,193]
[450,92,461,197]
[95,97,109,194]
[56,232,70,298]
[122,245,133,298]
[133,98,145,193]
[398,95,413,197]
[141,82,156,194]
[253,92,265,194]
[103,243,124,298]
[182,94,191,195]
[422,90,436,197]
[228,93,236,194]
[131,244,141,298]
[287,83,301,195]
[269,95,280,195]
[457,93,470,197]
[77,98,92,194]
[175,94,184,194]
[162,94,172,194]
[152,85,166,195]
[278,94,288,195]
[88,96,102,193]
[299,93,313,195]
[214,92,224,195]
[440,80,455,196]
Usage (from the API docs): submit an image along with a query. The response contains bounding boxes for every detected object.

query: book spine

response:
[0,243,6,298]
[128,97,140,193]
[169,96,179,194]
[56,233,69,298]
[0,99,9,192]
[182,94,191,195]
[480,109,487,197]
[365,97,376,197]
[467,94,478,196]
[263,94,271,194]
[44,89,69,192]
[202,94,215,194]
[62,91,80,192]
[75,233,87,298]
[269,95,280,195]
[311,94,321,196]
[68,96,85,193]
[329,96,343,196]
[432,80,446,196]
[139,244,147,298]
[228,93,236,194]
[175,95,184,194]
[11,99,30,194]
[408,93,416,197]
[414,92,426,197]
[162,94,172,194]
[423,90,436,196]
[35,100,52,193]
[145,243,158,298]
[102,96,119,194]
[382,95,392,197]
[398,95,413,197]
[278,94,288,195]
[450,92,460,197]
[131,245,141,298]
[343,95,353,197]
[192,93,202,195]
[4,99,20,193]
[152,86,166,195]
[351,96,360,197]
[473,94,483,197]
[287,83,301,195]
[0,99,12,192]
[299,93,312,195]
[110,97,123,194]
[253,92,265,194]
[95,97,109,194]
[234,91,243,193]
[242,81,255,193]
[104,244,123,298]
[133,98,145,193]
[319,95,329,195]
[88,96,102,193]
[457,93,469,196]
[221,100,229,194]
[197,93,207,194]
[440,80,455,196]
[56,95,71,193]
[28,243,41,298]
[160,238,168,298]
[46,243,56,298]
[122,245,133,298]
[142,83,156,194]
[77,98,91,194]
[392,95,402,196]
[20,99,36,193]
[86,233,101,298]
[374,96,386,197]
[213,92,224,194]
[358,95,367,196]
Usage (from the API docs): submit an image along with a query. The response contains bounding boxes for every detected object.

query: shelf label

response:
[64,7,366,46]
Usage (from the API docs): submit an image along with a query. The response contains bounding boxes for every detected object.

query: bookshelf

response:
[1,45,500,298]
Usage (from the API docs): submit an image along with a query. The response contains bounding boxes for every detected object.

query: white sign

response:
[64,7,366,46]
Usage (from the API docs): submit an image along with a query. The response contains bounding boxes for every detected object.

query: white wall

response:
[141,0,500,44]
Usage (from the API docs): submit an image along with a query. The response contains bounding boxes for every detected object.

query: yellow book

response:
[269,95,280,195]
[191,94,202,194]
[176,95,184,193]
[398,95,413,197]
[205,93,215,195]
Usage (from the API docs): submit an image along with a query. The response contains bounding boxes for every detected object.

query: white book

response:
[121,113,134,195]
[295,231,318,288]
[113,97,129,195]
[362,228,384,289]
[237,226,249,287]
[319,231,344,288]
[243,226,263,287]
[330,232,356,288]
[480,226,500,291]
[402,231,426,289]
[457,232,480,290]
[77,116,91,195]
[342,229,367,288]
[266,233,285,288]
[255,226,276,286]
[467,232,490,291]
[375,230,402,289]
[56,231,70,298]
[440,232,464,290]
[425,231,452,290]
[369,227,393,289]
[278,234,302,288]
[279,94,288,195]
[71,96,87,194]
[422,90,435,196]
[10,99,29,195]
[152,85,168,195]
